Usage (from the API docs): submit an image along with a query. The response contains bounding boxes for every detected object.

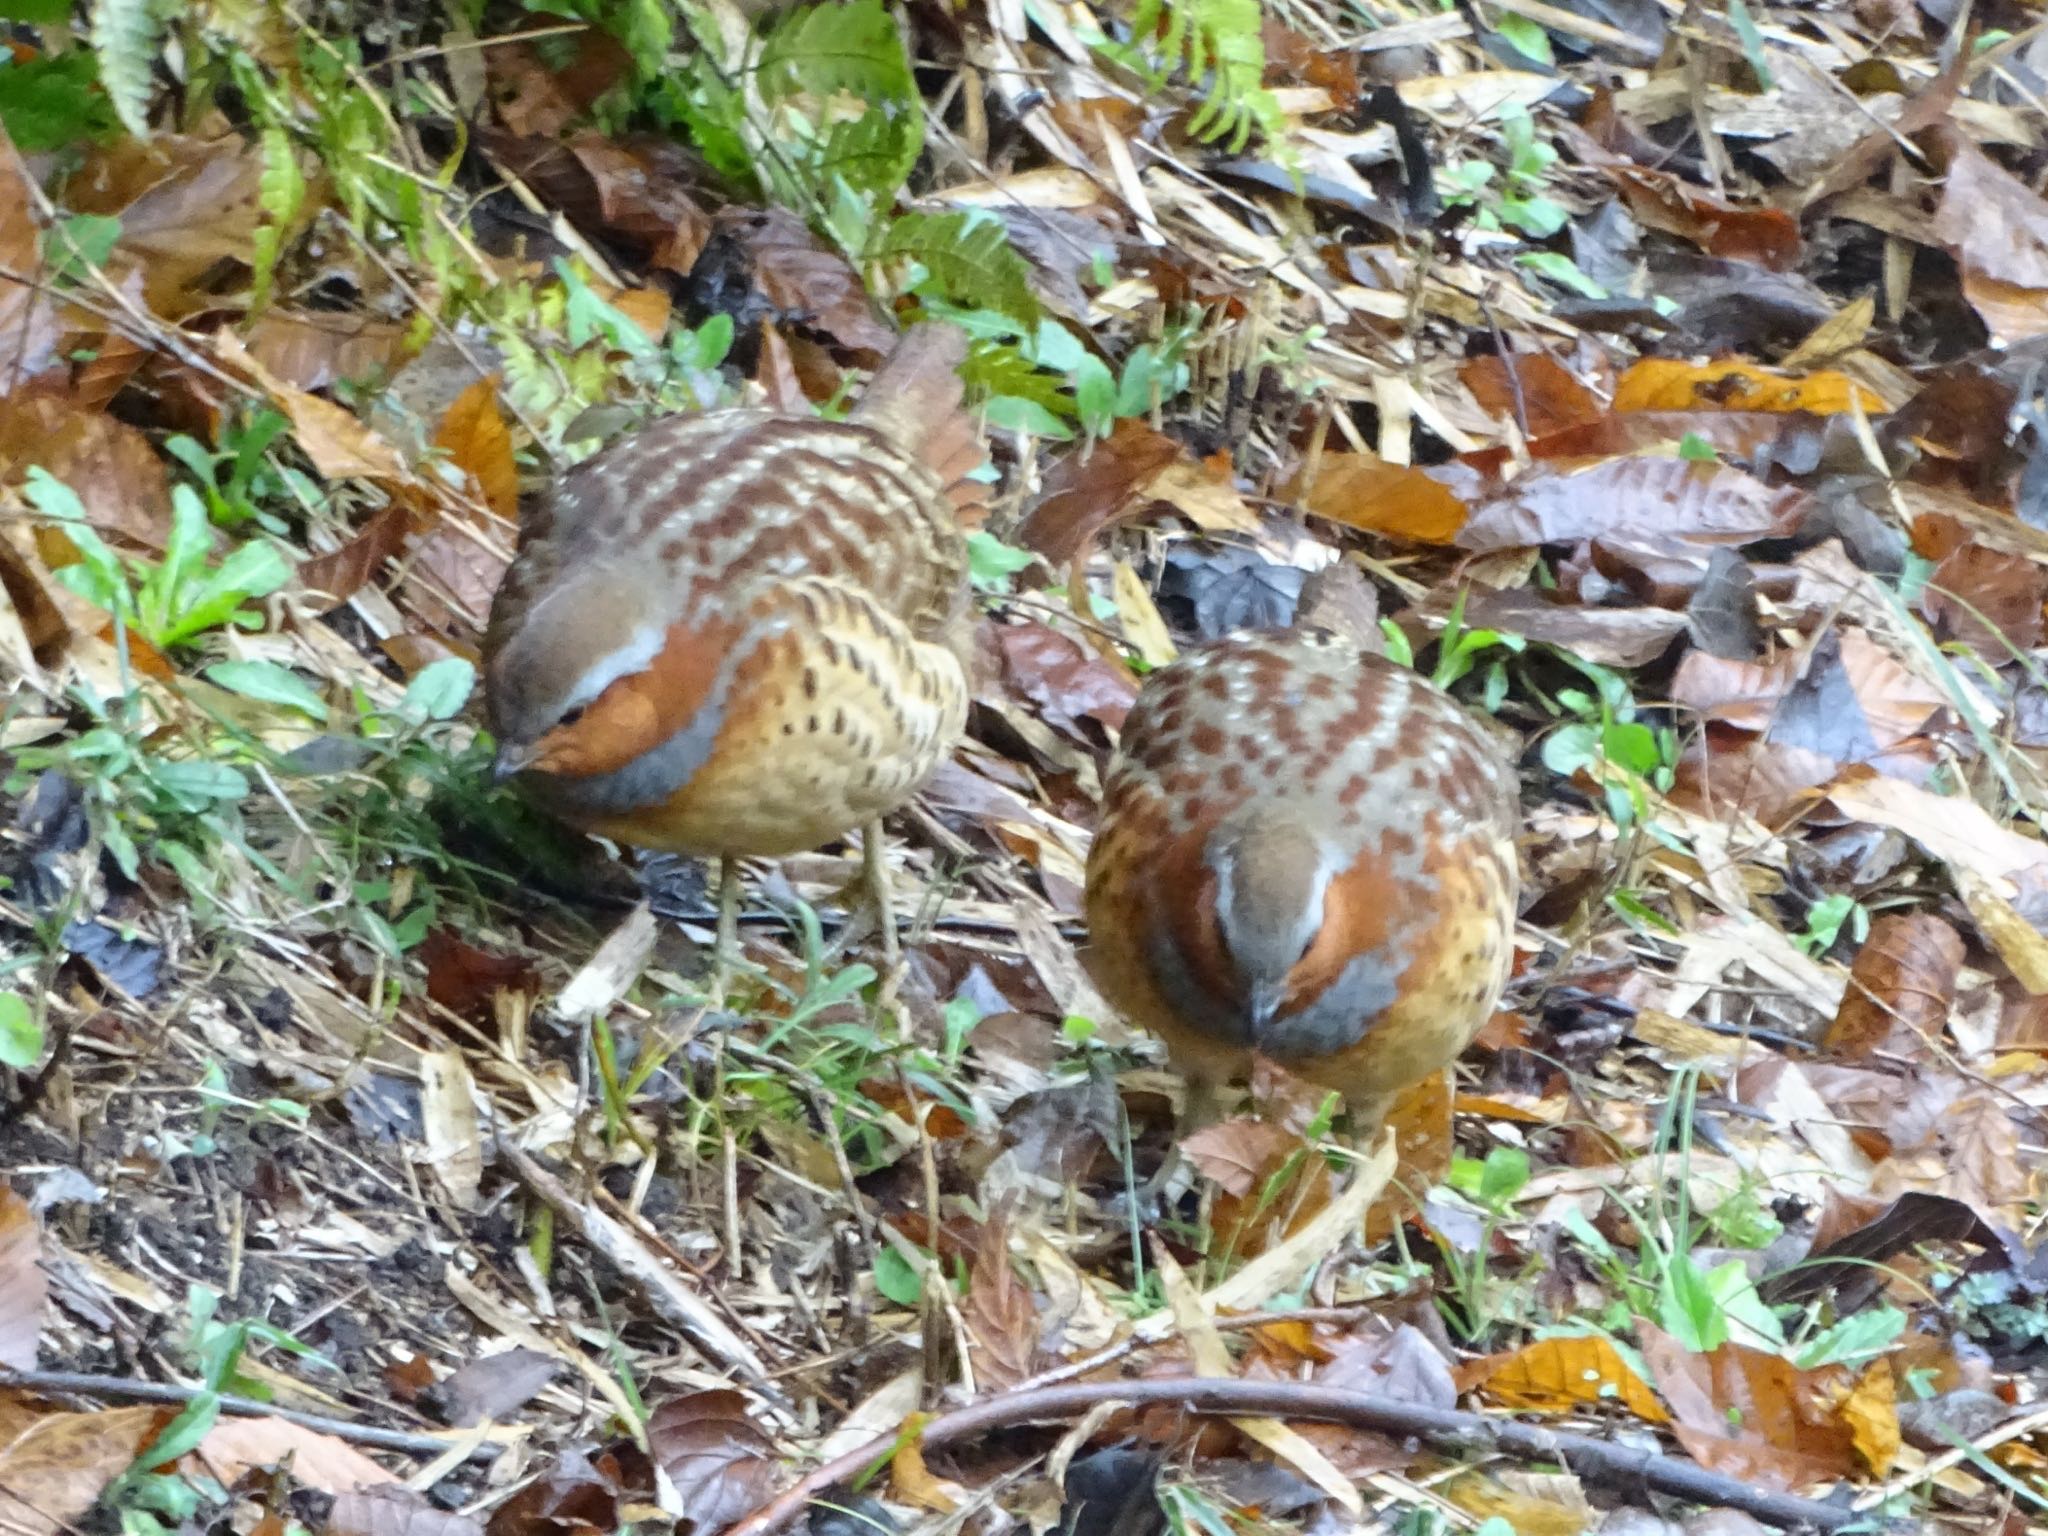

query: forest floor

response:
[4,1,2048,1534]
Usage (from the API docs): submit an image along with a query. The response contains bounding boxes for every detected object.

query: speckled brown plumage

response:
[1084,629,1520,1131]
[482,325,981,866]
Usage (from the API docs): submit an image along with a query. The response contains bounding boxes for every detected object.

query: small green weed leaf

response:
[1658,1251,1728,1352]
[401,658,477,722]
[50,213,122,281]
[984,394,1073,439]
[1516,251,1607,297]
[153,759,250,806]
[1797,1306,1908,1370]
[1,0,74,25]
[90,0,163,139]
[1798,892,1865,954]
[1726,0,1775,89]
[0,50,119,152]
[967,531,1036,590]
[1378,621,1415,669]
[1707,1259,1785,1349]
[1478,1147,1529,1206]
[0,993,42,1070]
[1494,14,1553,65]
[132,1394,220,1473]
[1608,890,1679,935]
[874,1247,923,1306]
[206,661,328,720]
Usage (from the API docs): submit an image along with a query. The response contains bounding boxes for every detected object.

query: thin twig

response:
[724,1377,1864,1535]
[0,1370,506,1462]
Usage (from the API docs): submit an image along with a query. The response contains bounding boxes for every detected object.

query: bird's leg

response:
[862,818,901,967]
[862,818,906,1012]
[709,856,741,1009]
[1145,1077,1223,1209]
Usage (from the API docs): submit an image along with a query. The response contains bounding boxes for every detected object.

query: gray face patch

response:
[1253,950,1402,1061]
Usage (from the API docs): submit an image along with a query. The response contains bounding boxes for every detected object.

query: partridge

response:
[483,324,984,982]
[1084,629,1519,1142]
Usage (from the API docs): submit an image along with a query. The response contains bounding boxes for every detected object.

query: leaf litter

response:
[2,1,2048,1534]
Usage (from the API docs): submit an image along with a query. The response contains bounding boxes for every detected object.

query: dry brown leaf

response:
[1638,1323,1859,1490]
[214,332,411,483]
[1180,1116,1305,1198]
[1014,418,1186,564]
[0,130,61,402]
[330,1487,485,1536]
[1935,137,2048,345]
[963,1206,1042,1387]
[1295,451,1475,544]
[1604,166,1802,269]
[196,1415,400,1493]
[244,310,410,392]
[0,1191,45,1370]
[0,396,173,552]
[1460,354,1602,437]
[1459,456,1809,552]
[61,134,267,320]
[0,1401,167,1536]
[419,1047,483,1208]
[432,376,518,521]
[1826,912,1964,1059]
[297,501,412,612]
[645,1391,781,1528]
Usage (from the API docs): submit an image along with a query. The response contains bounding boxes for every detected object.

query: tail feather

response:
[850,324,986,521]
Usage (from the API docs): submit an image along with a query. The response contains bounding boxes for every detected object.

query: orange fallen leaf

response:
[1464,1334,1669,1424]
[1295,452,1475,544]
[1612,358,1887,416]
[432,377,518,522]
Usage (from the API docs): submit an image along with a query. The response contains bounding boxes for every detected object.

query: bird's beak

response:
[491,741,537,785]
[1248,981,1286,1038]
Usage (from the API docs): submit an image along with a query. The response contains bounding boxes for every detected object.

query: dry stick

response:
[724,1378,1861,1536]
[0,1370,503,1462]
[494,1140,782,1404]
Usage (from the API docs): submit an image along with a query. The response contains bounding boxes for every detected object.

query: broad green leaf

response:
[967,532,1035,589]
[0,993,41,1070]
[402,657,477,721]
[1657,1252,1727,1352]
[205,661,328,720]
[152,759,250,806]
[1495,14,1553,65]
[0,45,118,152]
[873,1246,922,1306]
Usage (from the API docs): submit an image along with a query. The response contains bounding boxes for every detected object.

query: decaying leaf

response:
[0,1191,46,1371]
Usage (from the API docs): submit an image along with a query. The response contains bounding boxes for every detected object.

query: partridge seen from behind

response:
[484,325,984,973]
[1085,630,1520,1138]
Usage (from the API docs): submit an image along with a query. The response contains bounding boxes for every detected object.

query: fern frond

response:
[756,0,914,104]
[91,0,162,140]
[1095,0,1287,153]
[875,212,1040,329]
[249,126,304,314]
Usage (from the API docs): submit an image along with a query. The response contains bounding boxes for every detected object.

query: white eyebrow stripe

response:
[564,622,667,711]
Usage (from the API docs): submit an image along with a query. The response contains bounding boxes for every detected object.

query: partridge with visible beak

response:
[483,324,985,986]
